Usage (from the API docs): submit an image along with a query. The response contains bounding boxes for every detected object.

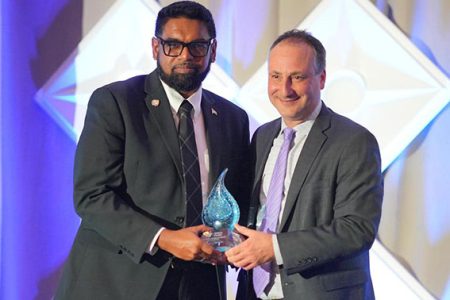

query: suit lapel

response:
[248,119,281,226]
[253,120,281,193]
[143,72,183,178]
[279,104,331,230]
[201,91,222,182]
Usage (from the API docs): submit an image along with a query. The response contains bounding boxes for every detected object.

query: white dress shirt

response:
[148,80,210,254]
[256,101,322,299]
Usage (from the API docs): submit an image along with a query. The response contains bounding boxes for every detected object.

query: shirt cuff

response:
[272,234,284,265]
[147,227,166,255]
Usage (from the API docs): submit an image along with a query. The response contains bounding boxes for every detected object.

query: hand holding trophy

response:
[200,169,243,263]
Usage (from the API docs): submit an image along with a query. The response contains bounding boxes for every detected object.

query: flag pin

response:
[151,99,160,107]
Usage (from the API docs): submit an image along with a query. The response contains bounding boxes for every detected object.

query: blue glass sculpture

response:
[202,169,240,230]
[201,169,242,252]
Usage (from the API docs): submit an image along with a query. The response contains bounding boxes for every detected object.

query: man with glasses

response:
[55,2,250,300]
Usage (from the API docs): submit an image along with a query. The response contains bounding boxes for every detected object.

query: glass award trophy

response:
[201,169,243,252]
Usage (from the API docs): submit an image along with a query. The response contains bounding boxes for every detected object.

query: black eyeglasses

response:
[156,37,213,57]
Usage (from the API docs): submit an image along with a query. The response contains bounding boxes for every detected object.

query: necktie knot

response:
[283,127,295,143]
[178,100,194,117]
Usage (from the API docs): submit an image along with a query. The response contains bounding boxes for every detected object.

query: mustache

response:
[172,62,198,69]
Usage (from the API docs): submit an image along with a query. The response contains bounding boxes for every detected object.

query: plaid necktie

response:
[253,127,296,297]
[178,100,203,226]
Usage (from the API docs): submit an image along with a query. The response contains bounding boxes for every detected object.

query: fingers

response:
[234,224,252,237]
[157,227,216,261]
[200,239,214,256]
[186,224,212,234]
[225,242,245,264]
[225,229,275,270]
[225,243,257,270]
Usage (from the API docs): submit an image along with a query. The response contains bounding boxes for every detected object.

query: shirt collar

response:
[160,79,203,117]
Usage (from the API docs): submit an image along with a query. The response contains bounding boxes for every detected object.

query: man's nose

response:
[179,45,194,59]
[281,79,294,96]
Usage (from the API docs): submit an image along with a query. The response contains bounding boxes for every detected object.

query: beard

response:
[157,59,211,94]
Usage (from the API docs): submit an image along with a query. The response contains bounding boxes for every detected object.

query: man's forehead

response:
[269,44,315,67]
[270,40,314,56]
[161,18,209,36]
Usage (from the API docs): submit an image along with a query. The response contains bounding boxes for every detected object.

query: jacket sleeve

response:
[74,87,162,264]
[277,129,383,274]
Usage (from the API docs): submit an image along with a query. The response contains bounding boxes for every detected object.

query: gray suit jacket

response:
[55,71,251,300]
[240,103,383,300]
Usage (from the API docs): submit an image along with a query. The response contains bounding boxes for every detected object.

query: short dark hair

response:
[270,29,326,73]
[155,1,216,39]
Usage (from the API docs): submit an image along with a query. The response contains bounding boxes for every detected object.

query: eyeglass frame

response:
[155,36,215,58]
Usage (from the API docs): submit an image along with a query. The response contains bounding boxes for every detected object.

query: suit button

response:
[175,216,184,224]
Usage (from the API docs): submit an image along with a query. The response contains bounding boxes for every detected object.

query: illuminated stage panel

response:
[237,0,449,171]
[371,240,435,300]
[35,0,239,141]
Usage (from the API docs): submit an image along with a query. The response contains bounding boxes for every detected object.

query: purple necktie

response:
[253,127,295,297]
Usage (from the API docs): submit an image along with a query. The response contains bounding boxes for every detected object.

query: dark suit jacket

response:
[55,71,251,300]
[239,103,383,300]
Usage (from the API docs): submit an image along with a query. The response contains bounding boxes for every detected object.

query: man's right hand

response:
[225,224,275,270]
[157,225,216,262]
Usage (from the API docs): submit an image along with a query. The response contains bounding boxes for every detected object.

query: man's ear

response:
[320,69,326,89]
[151,37,159,60]
[209,39,217,63]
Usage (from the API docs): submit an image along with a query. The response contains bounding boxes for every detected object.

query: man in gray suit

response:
[226,30,383,299]
[55,2,250,299]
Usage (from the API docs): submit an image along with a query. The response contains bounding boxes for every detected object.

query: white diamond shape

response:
[35,0,239,141]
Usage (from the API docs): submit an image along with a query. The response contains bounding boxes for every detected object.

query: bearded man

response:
[55,2,250,299]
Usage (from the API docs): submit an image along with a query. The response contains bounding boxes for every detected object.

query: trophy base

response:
[201,229,243,252]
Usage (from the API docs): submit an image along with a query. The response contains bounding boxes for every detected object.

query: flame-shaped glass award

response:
[201,169,243,252]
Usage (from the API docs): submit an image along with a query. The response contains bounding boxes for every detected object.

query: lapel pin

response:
[211,108,218,116]
[151,99,160,107]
